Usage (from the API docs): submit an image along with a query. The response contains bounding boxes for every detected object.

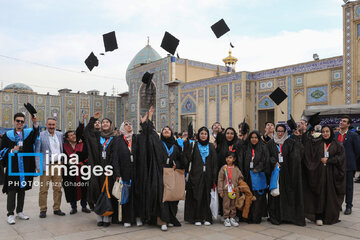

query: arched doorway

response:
[138,82,156,127]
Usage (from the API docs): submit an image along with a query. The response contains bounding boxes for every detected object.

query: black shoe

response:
[103,222,110,227]
[70,209,77,215]
[97,221,104,227]
[54,210,66,216]
[344,208,352,215]
[39,211,46,218]
[82,208,91,213]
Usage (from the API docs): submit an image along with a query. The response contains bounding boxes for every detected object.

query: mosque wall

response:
[0,90,119,132]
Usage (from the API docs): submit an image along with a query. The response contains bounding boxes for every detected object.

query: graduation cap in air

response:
[270,87,287,114]
[84,52,99,71]
[287,114,297,130]
[240,118,250,135]
[24,103,37,118]
[103,31,118,52]
[160,31,180,55]
[308,112,321,127]
[142,72,154,85]
[211,18,230,38]
[188,122,194,140]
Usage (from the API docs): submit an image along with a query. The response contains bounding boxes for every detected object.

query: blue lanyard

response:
[100,137,113,150]
[162,141,174,156]
[276,144,282,155]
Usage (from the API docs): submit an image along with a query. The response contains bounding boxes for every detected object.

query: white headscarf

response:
[120,121,133,142]
[274,128,288,145]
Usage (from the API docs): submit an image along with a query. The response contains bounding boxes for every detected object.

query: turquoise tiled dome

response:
[3,83,33,92]
[126,44,162,85]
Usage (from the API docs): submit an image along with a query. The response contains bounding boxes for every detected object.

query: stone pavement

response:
[0,176,359,240]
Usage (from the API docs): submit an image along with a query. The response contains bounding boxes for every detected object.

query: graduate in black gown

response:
[112,120,138,227]
[62,116,90,215]
[241,131,268,224]
[84,112,116,227]
[302,125,346,225]
[134,107,182,231]
[267,124,305,226]
[216,127,242,171]
[184,127,218,226]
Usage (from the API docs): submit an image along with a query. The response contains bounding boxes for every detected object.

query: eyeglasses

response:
[15,120,25,124]
[277,130,285,133]
[124,123,132,126]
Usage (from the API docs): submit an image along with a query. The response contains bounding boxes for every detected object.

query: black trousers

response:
[345,171,355,209]
[7,189,25,216]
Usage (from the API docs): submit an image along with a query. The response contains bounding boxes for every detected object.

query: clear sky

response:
[0,0,344,95]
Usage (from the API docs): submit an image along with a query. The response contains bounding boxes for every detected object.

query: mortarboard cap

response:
[84,52,99,71]
[287,114,297,130]
[211,18,230,38]
[103,31,118,52]
[308,112,321,127]
[270,87,288,105]
[160,31,179,55]
[142,72,154,85]
[24,103,37,118]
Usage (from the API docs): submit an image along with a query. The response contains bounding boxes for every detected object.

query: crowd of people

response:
[0,107,359,231]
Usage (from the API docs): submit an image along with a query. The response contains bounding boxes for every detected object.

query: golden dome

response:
[222,50,238,65]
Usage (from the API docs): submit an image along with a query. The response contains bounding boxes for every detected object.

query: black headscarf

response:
[321,125,334,145]
[247,130,261,149]
[161,126,176,149]
[197,126,210,146]
[224,127,238,146]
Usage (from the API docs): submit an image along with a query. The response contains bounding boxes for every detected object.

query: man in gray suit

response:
[36,118,66,218]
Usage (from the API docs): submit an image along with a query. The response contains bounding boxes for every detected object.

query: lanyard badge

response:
[277,144,283,163]
[250,149,255,169]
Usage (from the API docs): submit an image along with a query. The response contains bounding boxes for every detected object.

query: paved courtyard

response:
[0,176,359,240]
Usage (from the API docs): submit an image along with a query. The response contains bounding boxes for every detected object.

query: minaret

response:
[222,50,238,73]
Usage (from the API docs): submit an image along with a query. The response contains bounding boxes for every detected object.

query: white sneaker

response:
[161,224,167,231]
[204,221,211,226]
[195,221,202,226]
[168,223,174,227]
[124,223,131,228]
[230,218,239,227]
[224,218,231,227]
[17,212,29,220]
[7,215,15,225]
[316,220,323,226]
[136,217,143,227]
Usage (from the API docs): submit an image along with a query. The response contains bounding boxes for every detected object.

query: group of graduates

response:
[0,106,358,231]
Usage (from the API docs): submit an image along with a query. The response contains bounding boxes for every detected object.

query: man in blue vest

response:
[335,115,360,215]
[0,112,39,224]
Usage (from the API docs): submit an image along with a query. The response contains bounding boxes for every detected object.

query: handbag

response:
[94,176,114,216]
[210,187,219,220]
[270,165,280,197]
[162,168,186,202]
[112,178,123,200]
[120,179,132,205]
[249,170,268,195]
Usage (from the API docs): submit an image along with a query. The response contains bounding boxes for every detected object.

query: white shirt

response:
[48,131,61,162]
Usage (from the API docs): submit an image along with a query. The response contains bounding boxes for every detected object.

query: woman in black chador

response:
[241,130,268,224]
[184,127,218,226]
[302,125,346,225]
[266,124,305,226]
[112,120,138,227]
[84,112,116,227]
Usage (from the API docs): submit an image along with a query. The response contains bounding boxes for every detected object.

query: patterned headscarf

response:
[120,121,133,142]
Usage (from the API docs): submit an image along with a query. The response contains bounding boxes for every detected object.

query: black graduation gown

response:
[62,123,88,203]
[112,134,137,224]
[241,142,268,223]
[215,132,243,171]
[0,126,39,193]
[0,136,4,185]
[302,136,346,224]
[84,117,116,218]
[266,138,305,226]
[184,142,218,223]
[134,120,180,225]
